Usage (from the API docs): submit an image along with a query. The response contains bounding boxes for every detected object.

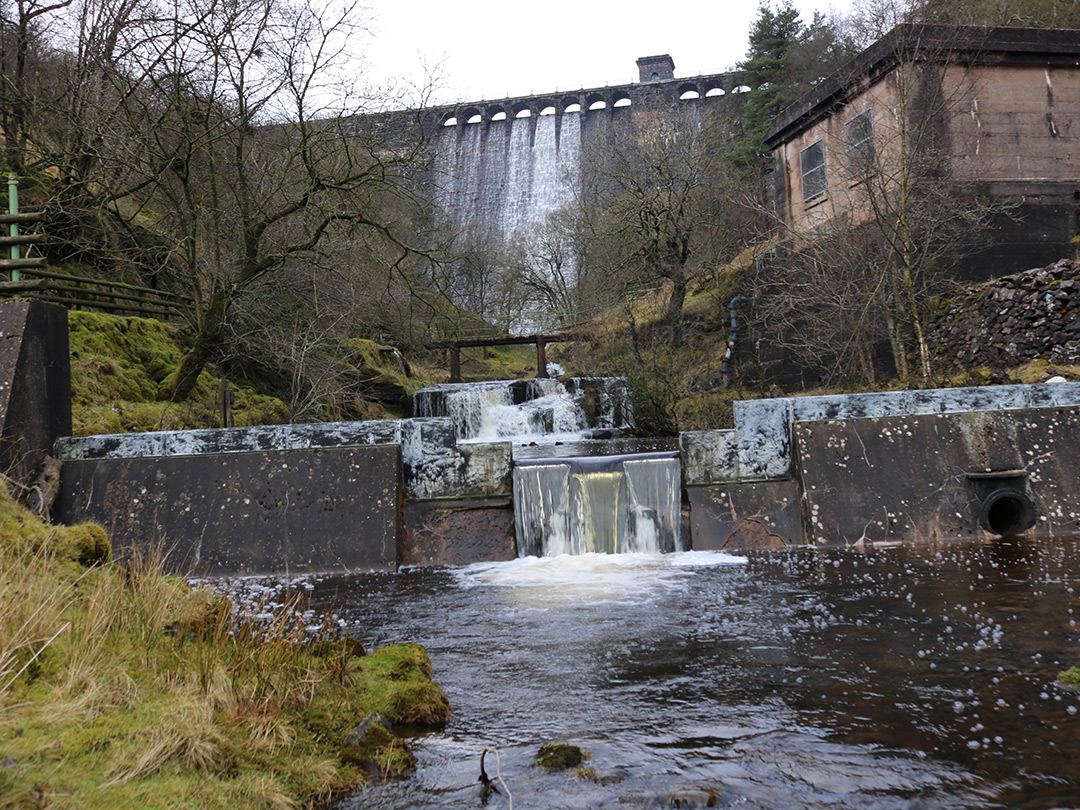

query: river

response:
[287,537,1080,809]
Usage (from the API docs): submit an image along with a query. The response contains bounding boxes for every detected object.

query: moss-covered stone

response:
[1059,666,1080,686]
[339,712,417,776]
[537,742,587,771]
[60,522,112,566]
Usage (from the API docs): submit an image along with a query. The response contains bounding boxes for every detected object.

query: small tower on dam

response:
[636,54,676,82]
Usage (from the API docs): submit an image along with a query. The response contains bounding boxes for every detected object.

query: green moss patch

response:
[536,742,587,771]
[69,311,289,435]
[1058,667,1080,686]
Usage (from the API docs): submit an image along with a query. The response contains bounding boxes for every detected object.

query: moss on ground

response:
[69,311,290,435]
[0,487,449,808]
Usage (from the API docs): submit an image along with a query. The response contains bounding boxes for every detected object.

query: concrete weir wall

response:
[54,417,514,576]
[683,382,1080,550]
[0,300,71,488]
[9,299,1079,571]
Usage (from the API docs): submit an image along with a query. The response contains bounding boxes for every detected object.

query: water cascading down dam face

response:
[435,110,583,238]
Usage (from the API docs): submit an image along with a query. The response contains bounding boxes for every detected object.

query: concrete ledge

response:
[54,420,406,460]
[54,417,510,502]
[680,429,739,485]
[728,382,1080,481]
[54,445,402,576]
[400,419,511,500]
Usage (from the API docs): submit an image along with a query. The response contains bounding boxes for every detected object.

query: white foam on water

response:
[670,549,750,567]
[453,550,746,606]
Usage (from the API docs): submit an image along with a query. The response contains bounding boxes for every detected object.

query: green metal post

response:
[7,175,19,282]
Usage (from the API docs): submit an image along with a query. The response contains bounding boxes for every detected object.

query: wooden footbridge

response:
[428,333,578,383]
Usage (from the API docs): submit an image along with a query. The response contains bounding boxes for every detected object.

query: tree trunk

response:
[161,288,230,401]
[664,270,688,342]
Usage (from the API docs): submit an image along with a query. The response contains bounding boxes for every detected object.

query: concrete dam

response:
[422,55,739,238]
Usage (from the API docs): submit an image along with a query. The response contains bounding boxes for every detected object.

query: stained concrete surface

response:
[795,406,1080,546]
[55,445,402,575]
[0,300,70,486]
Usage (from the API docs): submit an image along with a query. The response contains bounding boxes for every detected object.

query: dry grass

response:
[0,486,450,808]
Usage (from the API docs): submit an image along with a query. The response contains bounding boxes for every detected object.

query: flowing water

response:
[305,537,1080,810]
[513,453,683,557]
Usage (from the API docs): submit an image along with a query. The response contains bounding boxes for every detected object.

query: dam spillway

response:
[513,453,683,557]
[424,61,739,239]
[412,377,682,557]
[435,111,585,238]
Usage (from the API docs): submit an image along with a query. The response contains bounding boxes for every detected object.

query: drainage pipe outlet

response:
[978,487,1036,536]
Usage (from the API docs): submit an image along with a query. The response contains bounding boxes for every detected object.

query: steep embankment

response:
[69,310,562,434]
[69,311,290,435]
[552,255,1080,434]
[930,258,1080,372]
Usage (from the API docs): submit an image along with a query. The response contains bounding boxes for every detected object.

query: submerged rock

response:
[536,742,587,771]
[653,785,726,808]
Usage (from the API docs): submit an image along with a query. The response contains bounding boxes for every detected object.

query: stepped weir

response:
[411,377,682,557]
[16,296,1078,575]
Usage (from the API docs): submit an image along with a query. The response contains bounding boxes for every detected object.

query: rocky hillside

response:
[930,259,1080,370]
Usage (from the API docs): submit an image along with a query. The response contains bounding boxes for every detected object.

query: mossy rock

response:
[340,712,417,777]
[537,742,587,771]
[58,522,111,566]
[69,310,289,434]
[1059,667,1080,686]
[301,644,451,751]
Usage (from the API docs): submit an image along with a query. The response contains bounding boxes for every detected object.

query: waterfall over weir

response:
[412,377,632,442]
[411,377,681,556]
[514,453,683,556]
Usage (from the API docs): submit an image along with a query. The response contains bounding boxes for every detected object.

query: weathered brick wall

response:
[930,259,1080,368]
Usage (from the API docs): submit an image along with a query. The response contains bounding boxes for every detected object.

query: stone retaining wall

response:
[930,258,1080,369]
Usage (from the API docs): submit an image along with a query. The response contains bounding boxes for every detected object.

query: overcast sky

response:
[361,0,854,106]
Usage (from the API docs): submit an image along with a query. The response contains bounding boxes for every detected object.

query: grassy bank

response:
[0,489,450,809]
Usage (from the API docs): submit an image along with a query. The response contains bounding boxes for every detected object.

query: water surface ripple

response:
[310,539,1080,810]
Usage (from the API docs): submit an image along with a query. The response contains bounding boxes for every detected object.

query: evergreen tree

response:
[731,1,805,170]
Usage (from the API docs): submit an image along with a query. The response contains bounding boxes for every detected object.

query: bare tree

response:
[576,111,754,341]
[69,0,439,398]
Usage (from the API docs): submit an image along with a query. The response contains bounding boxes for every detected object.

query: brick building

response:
[764,25,1080,278]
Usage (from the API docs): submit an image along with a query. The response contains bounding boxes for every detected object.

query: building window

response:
[800,139,826,201]
[845,109,875,176]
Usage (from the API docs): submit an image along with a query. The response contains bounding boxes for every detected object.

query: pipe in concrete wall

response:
[978,488,1036,536]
